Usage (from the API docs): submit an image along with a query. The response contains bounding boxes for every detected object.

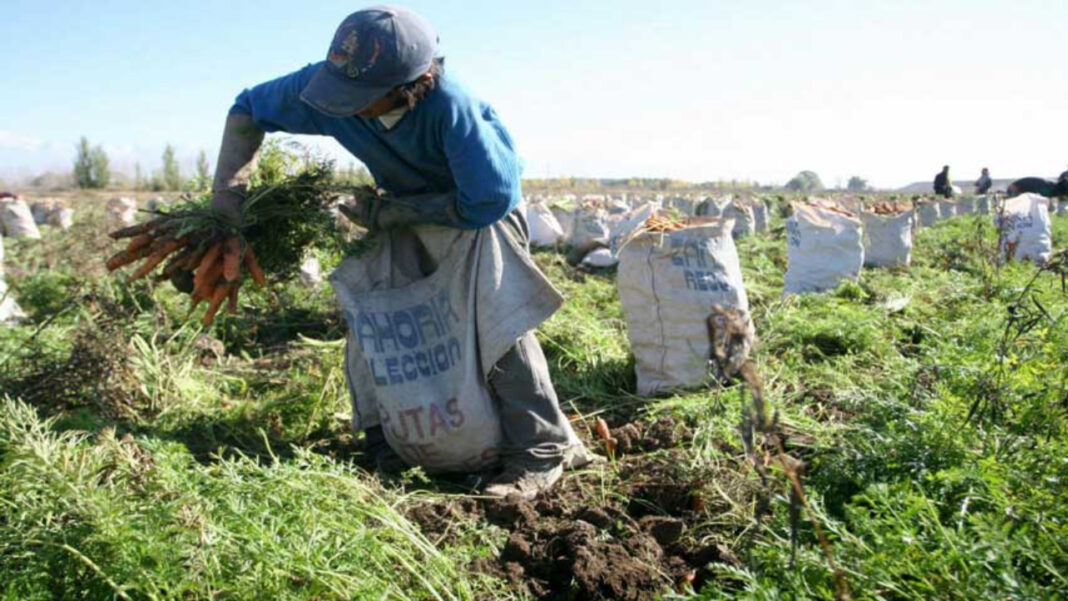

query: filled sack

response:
[1,199,42,239]
[996,193,1052,264]
[861,210,913,268]
[526,202,565,247]
[107,197,138,226]
[783,204,864,295]
[938,200,957,219]
[916,201,939,227]
[618,220,754,395]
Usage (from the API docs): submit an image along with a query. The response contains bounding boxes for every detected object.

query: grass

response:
[1,193,1067,599]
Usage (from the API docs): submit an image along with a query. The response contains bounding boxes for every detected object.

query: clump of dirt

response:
[406,417,752,601]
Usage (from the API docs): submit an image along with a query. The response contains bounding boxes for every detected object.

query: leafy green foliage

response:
[72,136,111,189]
[785,170,824,192]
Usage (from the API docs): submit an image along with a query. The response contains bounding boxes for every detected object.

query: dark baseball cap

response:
[300,5,438,117]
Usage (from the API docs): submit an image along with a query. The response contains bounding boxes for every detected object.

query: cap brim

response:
[299,64,394,118]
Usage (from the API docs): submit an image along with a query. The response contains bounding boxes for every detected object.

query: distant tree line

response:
[73,137,213,192]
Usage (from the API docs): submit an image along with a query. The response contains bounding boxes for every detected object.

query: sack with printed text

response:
[996,193,1052,264]
[618,220,754,395]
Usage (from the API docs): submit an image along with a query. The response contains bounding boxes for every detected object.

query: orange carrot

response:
[160,247,194,279]
[129,238,188,281]
[222,237,242,282]
[194,241,223,282]
[108,218,163,240]
[106,250,136,271]
[125,233,154,254]
[192,262,224,299]
[203,283,231,326]
[244,247,266,286]
[594,418,612,442]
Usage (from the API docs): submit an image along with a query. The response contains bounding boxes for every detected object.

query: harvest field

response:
[1,178,1067,600]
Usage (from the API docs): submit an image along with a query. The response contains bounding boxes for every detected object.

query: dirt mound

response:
[407,417,751,600]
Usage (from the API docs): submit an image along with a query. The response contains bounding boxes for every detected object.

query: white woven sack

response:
[608,201,660,258]
[996,193,1052,264]
[618,220,753,395]
[581,247,617,268]
[957,197,976,215]
[107,197,138,226]
[570,206,610,249]
[48,208,74,231]
[751,201,768,233]
[938,200,957,219]
[917,202,939,227]
[30,200,56,225]
[1,200,42,239]
[550,205,575,240]
[725,200,755,239]
[783,204,864,295]
[526,203,565,247]
[861,210,913,268]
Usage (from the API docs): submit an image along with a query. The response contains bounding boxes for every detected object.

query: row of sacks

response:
[1,197,76,239]
[523,195,773,268]
[914,195,995,227]
[785,194,1054,296]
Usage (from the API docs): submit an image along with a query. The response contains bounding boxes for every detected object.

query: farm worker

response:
[974,168,992,194]
[207,5,591,499]
[933,166,953,198]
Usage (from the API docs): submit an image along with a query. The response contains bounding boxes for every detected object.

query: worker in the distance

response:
[206,5,591,499]
[933,165,953,198]
[974,167,992,195]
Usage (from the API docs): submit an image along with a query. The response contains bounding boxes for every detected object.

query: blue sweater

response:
[230,62,523,229]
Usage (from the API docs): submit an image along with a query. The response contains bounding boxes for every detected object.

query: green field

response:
[2,197,1066,600]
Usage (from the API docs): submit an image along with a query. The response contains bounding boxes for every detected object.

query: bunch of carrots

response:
[107,218,267,326]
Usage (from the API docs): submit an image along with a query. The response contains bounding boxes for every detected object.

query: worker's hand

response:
[210,189,245,227]
[338,190,383,229]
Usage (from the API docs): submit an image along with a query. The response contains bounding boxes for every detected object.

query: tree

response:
[90,145,110,189]
[785,170,823,192]
[189,149,212,192]
[134,163,144,191]
[73,136,111,189]
[161,144,181,191]
[847,176,869,192]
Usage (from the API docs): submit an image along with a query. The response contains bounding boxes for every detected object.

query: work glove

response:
[339,190,465,230]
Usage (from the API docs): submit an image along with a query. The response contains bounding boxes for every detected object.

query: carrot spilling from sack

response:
[105,164,348,326]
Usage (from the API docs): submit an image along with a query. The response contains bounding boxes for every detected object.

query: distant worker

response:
[933,165,953,198]
[974,168,992,194]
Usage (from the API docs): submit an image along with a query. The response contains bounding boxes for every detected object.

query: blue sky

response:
[2,0,1066,188]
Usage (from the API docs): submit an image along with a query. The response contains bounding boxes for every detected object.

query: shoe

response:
[483,463,564,500]
[363,426,408,474]
[563,442,605,469]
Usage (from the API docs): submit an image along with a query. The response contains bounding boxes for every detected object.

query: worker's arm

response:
[210,113,264,224]
[350,100,522,231]
[210,64,326,223]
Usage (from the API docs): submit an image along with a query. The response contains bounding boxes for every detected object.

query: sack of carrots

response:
[105,164,355,326]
